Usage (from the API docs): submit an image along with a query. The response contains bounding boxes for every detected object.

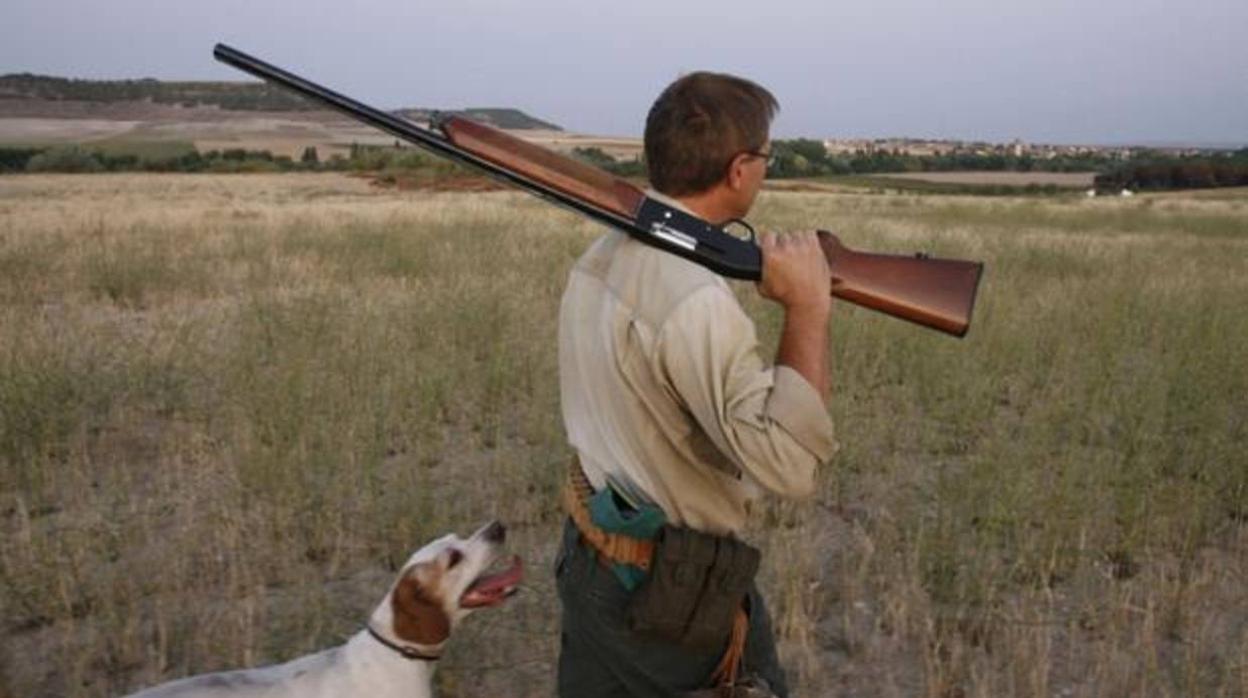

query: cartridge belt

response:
[562,462,655,570]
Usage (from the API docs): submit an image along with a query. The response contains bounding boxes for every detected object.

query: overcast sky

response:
[3,0,1246,145]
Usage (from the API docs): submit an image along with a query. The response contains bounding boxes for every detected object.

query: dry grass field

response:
[1,174,1246,697]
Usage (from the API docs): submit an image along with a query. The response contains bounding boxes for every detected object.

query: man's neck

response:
[663,187,739,227]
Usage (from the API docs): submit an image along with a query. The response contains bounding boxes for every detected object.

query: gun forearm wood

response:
[819,232,983,337]
[439,116,645,220]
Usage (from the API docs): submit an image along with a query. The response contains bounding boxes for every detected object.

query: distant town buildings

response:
[818,137,1169,160]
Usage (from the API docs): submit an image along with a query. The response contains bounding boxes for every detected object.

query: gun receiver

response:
[213,44,983,337]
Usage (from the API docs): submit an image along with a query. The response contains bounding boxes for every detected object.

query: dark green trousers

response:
[555,519,789,698]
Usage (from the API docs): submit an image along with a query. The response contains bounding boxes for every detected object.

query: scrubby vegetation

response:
[0,143,473,177]
[571,146,645,177]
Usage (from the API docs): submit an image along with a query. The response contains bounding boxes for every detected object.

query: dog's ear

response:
[391,563,451,647]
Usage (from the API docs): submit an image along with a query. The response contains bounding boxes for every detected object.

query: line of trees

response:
[764,138,1122,178]
[1094,150,1248,192]
[1,142,615,177]
[0,143,473,176]
[1,145,307,174]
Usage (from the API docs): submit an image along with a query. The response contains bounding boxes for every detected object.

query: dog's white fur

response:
[126,521,519,698]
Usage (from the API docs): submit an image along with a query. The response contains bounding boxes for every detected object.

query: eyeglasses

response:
[741,149,775,168]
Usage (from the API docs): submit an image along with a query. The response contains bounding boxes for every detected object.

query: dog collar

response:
[366,625,442,661]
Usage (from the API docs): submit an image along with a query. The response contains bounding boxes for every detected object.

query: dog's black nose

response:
[484,521,506,543]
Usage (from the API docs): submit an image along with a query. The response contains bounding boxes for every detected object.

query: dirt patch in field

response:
[0,117,143,143]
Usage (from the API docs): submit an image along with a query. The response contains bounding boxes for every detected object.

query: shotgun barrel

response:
[213,43,983,336]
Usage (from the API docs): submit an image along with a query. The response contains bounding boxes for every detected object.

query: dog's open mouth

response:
[460,555,523,608]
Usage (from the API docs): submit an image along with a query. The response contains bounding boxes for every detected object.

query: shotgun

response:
[213,44,984,337]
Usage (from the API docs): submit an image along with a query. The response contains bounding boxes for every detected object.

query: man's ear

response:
[390,563,451,647]
[725,153,749,191]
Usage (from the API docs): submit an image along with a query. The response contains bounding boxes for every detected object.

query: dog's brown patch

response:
[391,563,450,647]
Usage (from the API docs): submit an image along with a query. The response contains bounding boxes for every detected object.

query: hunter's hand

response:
[757,230,832,316]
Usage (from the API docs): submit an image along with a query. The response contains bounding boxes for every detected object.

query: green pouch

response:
[588,485,664,591]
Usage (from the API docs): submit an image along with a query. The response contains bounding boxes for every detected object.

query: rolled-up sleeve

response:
[655,285,838,499]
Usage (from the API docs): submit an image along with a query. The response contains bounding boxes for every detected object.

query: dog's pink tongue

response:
[461,556,524,608]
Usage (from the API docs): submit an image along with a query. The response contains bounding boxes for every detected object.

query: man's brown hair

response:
[644,72,778,197]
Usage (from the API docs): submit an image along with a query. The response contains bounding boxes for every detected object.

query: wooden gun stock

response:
[213,43,985,337]
[820,232,983,337]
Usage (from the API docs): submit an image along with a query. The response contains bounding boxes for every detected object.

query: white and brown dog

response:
[126,521,523,698]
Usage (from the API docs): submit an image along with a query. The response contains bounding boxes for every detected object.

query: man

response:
[555,72,837,697]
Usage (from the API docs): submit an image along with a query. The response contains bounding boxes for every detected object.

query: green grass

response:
[0,139,197,159]
[86,139,197,160]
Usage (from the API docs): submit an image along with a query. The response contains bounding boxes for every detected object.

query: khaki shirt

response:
[558,194,838,536]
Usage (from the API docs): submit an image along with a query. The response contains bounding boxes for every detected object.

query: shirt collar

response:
[643,188,696,216]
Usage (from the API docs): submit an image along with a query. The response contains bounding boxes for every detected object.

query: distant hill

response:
[0,73,315,112]
[0,73,562,130]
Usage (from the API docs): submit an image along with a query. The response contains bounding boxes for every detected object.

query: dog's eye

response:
[447,549,464,569]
